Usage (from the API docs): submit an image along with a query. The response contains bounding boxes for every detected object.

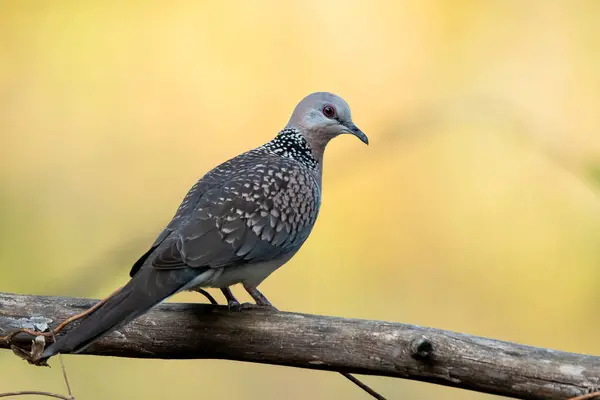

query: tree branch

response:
[1,292,599,400]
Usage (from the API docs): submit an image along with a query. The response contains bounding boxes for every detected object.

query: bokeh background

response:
[2,1,600,399]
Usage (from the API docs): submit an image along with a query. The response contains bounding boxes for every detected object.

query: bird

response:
[40,91,368,361]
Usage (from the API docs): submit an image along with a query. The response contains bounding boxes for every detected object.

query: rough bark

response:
[0,292,598,399]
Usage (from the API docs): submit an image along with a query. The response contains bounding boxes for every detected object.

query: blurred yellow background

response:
[1,1,600,399]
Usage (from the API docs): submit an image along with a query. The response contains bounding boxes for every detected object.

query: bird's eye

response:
[322,105,337,119]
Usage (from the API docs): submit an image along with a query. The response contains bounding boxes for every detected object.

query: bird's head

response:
[286,92,368,153]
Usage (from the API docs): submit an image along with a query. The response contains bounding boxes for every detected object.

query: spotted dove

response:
[41,92,368,360]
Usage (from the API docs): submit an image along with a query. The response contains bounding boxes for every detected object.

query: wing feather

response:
[148,153,320,271]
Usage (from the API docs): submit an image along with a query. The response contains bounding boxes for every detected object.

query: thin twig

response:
[340,373,386,400]
[267,303,387,400]
[51,332,73,399]
[0,334,75,399]
[0,391,73,399]
[57,353,72,398]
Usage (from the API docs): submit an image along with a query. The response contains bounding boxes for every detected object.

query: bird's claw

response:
[227,300,242,312]
[239,302,276,311]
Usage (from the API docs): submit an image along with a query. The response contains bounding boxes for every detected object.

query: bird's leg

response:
[193,288,219,305]
[220,287,241,311]
[242,285,275,309]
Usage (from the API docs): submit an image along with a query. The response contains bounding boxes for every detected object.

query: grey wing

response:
[152,159,321,271]
[129,155,251,277]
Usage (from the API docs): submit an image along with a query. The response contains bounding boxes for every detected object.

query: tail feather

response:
[41,266,208,359]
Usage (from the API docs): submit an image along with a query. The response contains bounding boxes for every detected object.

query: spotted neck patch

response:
[262,128,319,170]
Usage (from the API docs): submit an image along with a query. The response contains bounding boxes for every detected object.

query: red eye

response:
[322,105,336,119]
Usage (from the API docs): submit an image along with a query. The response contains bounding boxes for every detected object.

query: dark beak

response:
[344,122,369,145]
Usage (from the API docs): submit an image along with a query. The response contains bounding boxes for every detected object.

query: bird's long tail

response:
[40,266,208,360]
